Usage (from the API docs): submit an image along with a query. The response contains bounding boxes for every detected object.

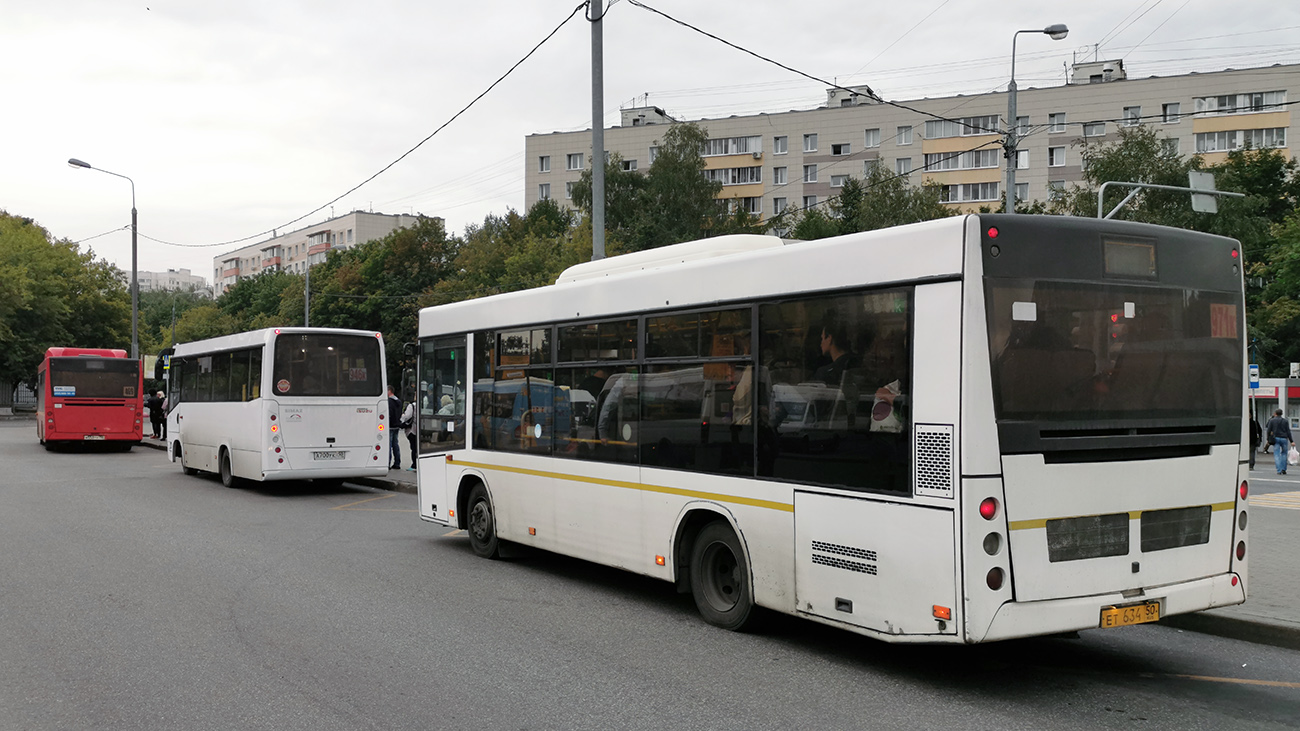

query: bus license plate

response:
[83,435,105,441]
[1100,601,1160,628]
[313,450,346,460]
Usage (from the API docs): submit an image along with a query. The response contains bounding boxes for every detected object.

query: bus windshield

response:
[986,278,1242,422]
[49,357,140,399]
[271,333,383,397]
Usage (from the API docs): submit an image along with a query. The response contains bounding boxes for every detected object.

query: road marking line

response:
[1251,493,1300,510]
[332,494,399,510]
[1141,672,1300,689]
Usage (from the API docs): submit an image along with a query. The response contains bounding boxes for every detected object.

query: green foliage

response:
[777,164,953,241]
[138,289,210,353]
[0,211,130,389]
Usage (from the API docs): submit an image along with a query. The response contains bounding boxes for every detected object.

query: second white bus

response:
[166,327,391,486]
[413,215,1248,644]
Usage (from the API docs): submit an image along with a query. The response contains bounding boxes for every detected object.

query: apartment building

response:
[137,268,211,297]
[524,60,1297,219]
[212,211,427,293]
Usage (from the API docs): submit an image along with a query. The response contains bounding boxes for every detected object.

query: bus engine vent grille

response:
[811,541,878,575]
[914,424,955,498]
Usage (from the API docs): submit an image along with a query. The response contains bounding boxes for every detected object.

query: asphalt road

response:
[3,421,1299,730]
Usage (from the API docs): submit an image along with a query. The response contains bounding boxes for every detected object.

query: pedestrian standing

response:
[1249,416,1262,469]
[387,385,403,470]
[146,391,165,439]
[401,393,417,472]
[1265,409,1294,475]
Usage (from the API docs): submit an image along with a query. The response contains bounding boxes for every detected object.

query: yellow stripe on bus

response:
[451,459,795,513]
[1007,501,1237,532]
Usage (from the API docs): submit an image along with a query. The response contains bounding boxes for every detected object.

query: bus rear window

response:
[986,279,1241,421]
[49,357,139,398]
[272,334,382,397]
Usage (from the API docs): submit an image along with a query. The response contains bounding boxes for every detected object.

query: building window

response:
[773,136,787,155]
[773,197,787,214]
[539,183,551,200]
[1016,150,1029,169]
[830,175,849,188]
[803,164,818,183]
[539,156,551,173]
[1049,112,1066,133]
[803,195,818,208]
[864,128,880,148]
[1015,182,1029,202]
[1162,103,1181,124]
[739,196,762,215]
[1084,122,1106,137]
[622,159,638,171]
[649,146,659,163]
[924,114,1000,139]
[703,135,763,156]
[940,182,999,203]
[1048,180,1066,201]
[773,166,787,185]
[347,229,354,243]
[1016,116,1030,135]
[1195,127,1287,153]
[923,149,999,171]
[1048,146,1065,167]
[565,181,575,199]
[566,153,584,170]
[703,166,763,186]
[1162,138,1180,156]
[832,143,851,156]
[803,134,818,152]
[897,125,913,145]
[1193,91,1286,116]
[896,157,912,175]
[1123,106,1142,127]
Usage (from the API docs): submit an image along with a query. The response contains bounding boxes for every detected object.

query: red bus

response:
[36,348,144,450]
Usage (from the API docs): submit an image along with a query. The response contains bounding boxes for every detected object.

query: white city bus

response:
[166,327,390,487]
[413,215,1248,644]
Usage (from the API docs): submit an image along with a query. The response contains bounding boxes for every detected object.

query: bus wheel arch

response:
[176,442,199,476]
[218,446,239,488]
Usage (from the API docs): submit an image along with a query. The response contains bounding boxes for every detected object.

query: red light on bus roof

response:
[987,226,1000,239]
[1110,314,1119,323]
[274,329,281,335]
[1231,249,1239,259]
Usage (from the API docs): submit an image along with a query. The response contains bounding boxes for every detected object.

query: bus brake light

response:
[1239,481,1248,499]
[270,424,278,433]
[979,498,998,520]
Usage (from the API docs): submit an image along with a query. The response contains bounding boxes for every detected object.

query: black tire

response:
[689,520,757,631]
[466,483,500,559]
[219,450,238,488]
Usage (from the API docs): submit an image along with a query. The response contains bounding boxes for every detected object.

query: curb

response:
[1160,611,1300,652]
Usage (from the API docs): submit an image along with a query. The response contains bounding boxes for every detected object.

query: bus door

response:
[419,336,467,522]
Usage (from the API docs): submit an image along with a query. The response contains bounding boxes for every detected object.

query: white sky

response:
[4,0,1299,282]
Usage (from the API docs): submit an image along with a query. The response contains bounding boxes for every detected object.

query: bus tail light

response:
[1239,481,1248,499]
[1236,541,1246,560]
[986,568,1005,590]
[979,497,998,520]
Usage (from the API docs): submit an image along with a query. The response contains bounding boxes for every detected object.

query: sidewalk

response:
[133,435,1300,649]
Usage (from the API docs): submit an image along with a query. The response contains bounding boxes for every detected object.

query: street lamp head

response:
[1044,24,1069,41]
[67,157,91,169]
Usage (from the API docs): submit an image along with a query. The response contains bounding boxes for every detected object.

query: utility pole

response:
[304,264,310,327]
[590,0,606,260]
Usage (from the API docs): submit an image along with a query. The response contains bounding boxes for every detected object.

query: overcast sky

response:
[4,0,1299,282]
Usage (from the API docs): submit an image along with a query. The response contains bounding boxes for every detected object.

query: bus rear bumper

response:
[979,572,1245,643]
[258,465,391,482]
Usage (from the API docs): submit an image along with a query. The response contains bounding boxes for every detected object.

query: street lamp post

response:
[68,158,138,360]
[1005,24,1068,215]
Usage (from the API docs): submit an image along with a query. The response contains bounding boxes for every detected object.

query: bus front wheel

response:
[466,484,500,559]
[689,521,756,631]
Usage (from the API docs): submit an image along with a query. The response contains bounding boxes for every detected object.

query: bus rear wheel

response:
[219,450,239,488]
[689,521,756,631]
[466,484,500,559]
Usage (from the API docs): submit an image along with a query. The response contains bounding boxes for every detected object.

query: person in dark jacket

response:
[1250,417,1262,469]
[146,391,165,439]
[387,385,403,469]
[1265,409,1294,475]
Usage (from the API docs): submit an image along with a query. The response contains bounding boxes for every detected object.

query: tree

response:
[776,164,952,241]
[0,211,130,390]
